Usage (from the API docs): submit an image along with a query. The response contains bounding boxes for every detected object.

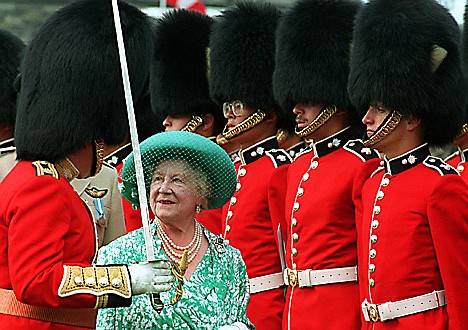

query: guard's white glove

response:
[218,322,249,330]
[128,260,175,295]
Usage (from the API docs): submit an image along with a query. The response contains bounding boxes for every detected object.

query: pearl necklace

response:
[156,219,203,265]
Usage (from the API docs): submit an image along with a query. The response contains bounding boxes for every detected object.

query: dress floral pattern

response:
[96,223,253,329]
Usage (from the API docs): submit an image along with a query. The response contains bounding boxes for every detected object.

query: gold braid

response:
[295,105,337,137]
[170,250,188,305]
[216,110,267,145]
[181,115,203,133]
[363,111,402,147]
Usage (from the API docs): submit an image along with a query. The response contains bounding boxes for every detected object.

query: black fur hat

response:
[209,2,280,113]
[150,9,219,122]
[463,1,468,125]
[0,29,24,128]
[15,0,154,162]
[273,0,361,113]
[348,0,465,146]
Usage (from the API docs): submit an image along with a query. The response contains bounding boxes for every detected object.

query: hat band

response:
[180,115,203,133]
[363,111,402,147]
[295,104,337,138]
[217,109,267,145]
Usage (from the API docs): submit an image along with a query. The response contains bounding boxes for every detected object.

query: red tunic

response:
[221,136,291,330]
[354,144,468,330]
[283,129,379,330]
[445,147,467,184]
[0,161,98,329]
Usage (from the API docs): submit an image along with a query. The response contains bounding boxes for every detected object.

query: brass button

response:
[99,277,109,287]
[373,206,381,215]
[311,160,318,169]
[291,248,298,257]
[293,202,300,211]
[230,197,237,205]
[239,168,247,177]
[292,233,299,242]
[377,191,384,200]
[370,234,378,244]
[236,182,241,191]
[369,264,376,273]
[369,278,375,287]
[227,210,233,219]
[226,225,231,233]
[457,164,464,172]
[85,277,96,287]
[297,187,304,196]
[302,173,310,181]
[371,220,379,229]
[369,249,376,258]
[111,278,122,288]
[382,177,390,186]
[292,218,297,227]
[74,276,84,286]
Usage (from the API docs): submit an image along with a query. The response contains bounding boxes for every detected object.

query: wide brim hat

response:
[348,0,465,146]
[0,29,24,127]
[208,2,280,113]
[150,9,219,119]
[15,0,154,162]
[273,0,361,113]
[121,131,237,209]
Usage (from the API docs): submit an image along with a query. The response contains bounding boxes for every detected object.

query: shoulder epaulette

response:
[343,139,380,162]
[266,149,292,168]
[423,156,459,176]
[32,160,60,179]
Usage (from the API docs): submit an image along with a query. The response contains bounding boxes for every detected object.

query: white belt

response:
[362,290,447,322]
[283,266,357,288]
[249,272,284,294]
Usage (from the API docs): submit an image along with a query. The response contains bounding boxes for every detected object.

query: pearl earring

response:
[195,205,202,214]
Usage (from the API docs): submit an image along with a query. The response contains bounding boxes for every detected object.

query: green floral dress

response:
[96,224,253,329]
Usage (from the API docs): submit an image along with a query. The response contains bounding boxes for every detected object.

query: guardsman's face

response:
[293,102,325,129]
[224,101,255,131]
[163,114,192,132]
[362,103,391,138]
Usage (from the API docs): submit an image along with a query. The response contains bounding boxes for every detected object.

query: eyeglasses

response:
[223,100,245,118]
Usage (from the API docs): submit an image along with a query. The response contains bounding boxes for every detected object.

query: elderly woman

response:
[96,131,253,330]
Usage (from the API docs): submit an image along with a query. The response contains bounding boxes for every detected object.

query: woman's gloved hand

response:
[128,260,175,295]
[218,321,250,330]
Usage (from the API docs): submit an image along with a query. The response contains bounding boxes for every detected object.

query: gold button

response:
[239,168,247,177]
[74,276,84,285]
[291,248,298,257]
[292,233,299,242]
[227,210,233,219]
[302,173,310,181]
[99,277,109,287]
[111,278,122,288]
[292,218,297,227]
[382,177,390,186]
[370,234,378,244]
[230,197,237,205]
[311,160,318,169]
[369,278,375,287]
[369,249,376,258]
[371,220,379,229]
[226,225,231,233]
[373,206,381,215]
[85,277,96,287]
[293,202,300,211]
[297,187,304,196]
[377,191,384,200]
[236,182,241,191]
[369,264,376,273]
[458,164,465,172]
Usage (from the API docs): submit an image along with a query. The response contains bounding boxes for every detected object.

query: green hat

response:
[121,131,237,209]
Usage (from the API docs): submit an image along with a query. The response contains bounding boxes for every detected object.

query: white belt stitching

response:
[362,290,447,322]
[249,272,284,294]
[283,266,357,288]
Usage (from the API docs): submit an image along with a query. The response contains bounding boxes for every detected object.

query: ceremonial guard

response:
[0,1,174,328]
[348,0,468,329]
[0,29,24,181]
[209,3,291,328]
[151,9,225,235]
[272,1,378,329]
[446,1,468,182]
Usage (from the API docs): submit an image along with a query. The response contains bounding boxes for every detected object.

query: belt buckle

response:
[367,303,381,322]
[285,269,298,287]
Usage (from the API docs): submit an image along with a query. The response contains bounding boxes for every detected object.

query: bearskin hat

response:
[151,9,219,123]
[462,1,468,125]
[209,2,280,113]
[273,0,361,113]
[348,0,465,146]
[0,29,24,128]
[15,0,154,162]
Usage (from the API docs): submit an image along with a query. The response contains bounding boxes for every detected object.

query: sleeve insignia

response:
[423,156,459,176]
[343,139,380,162]
[32,160,59,179]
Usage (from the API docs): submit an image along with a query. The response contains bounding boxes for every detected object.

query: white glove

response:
[128,260,175,295]
[218,322,249,330]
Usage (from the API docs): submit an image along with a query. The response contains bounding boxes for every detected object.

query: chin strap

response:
[216,109,267,145]
[461,123,468,135]
[276,128,289,145]
[91,138,105,176]
[295,104,337,138]
[180,114,203,133]
[363,111,402,147]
